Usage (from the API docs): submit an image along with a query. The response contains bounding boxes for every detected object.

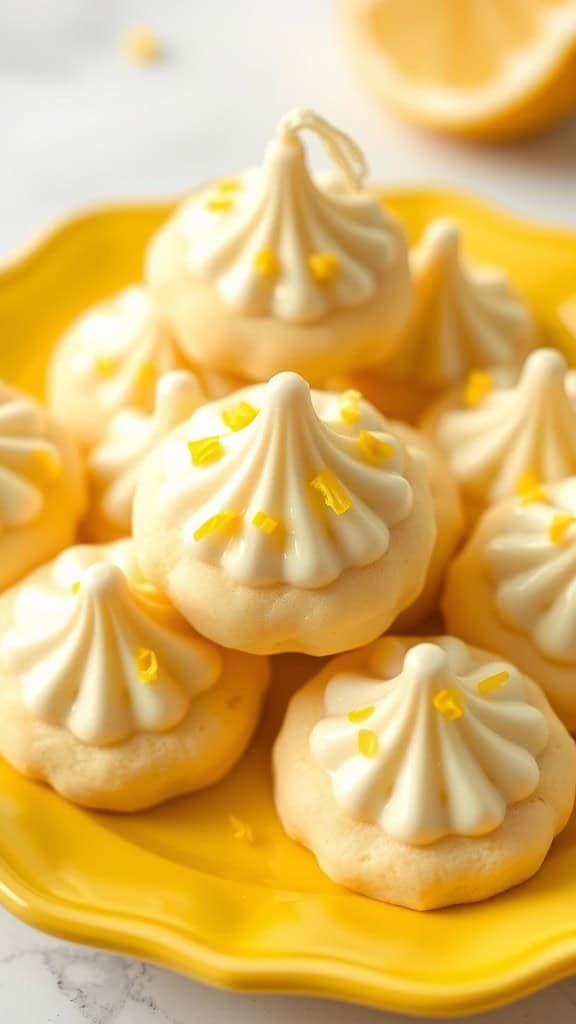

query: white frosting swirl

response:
[487,478,576,662]
[66,286,182,413]
[88,371,205,534]
[0,382,62,529]
[434,349,576,503]
[384,220,534,387]
[179,110,399,323]
[160,372,414,589]
[310,637,548,846]
[0,541,221,745]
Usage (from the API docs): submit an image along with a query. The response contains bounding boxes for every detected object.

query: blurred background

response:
[0,0,575,261]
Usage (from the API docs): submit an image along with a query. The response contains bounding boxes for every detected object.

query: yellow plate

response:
[0,191,575,1018]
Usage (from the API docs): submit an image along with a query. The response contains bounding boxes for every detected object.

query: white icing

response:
[0,541,221,745]
[0,382,62,529]
[179,109,399,323]
[435,349,576,503]
[487,477,576,663]
[160,372,414,589]
[69,286,181,413]
[188,380,388,440]
[384,219,534,387]
[89,371,204,532]
[310,637,548,846]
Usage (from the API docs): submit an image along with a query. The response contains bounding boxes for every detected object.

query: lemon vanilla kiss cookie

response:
[273,636,576,910]
[177,379,462,631]
[0,540,269,811]
[444,477,576,733]
[422,348,576,524]
[145,109,413,384]
[0,379,84,591]
[133,372,436,655]
[47,285,187,448]
[336,219,535,423]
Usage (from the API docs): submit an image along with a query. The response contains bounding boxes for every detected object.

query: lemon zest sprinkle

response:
[253,248,279,280]
[549,513,576,546]
[477,670,510,696]
[433,688,464,721]
[339,389,362,425]
[221,401,258,432]
[358,729,379,758]
[464,370,493,407]
[358,430,394,466]
[205,196,234,212]
[194,511,239,541]
[347,706,374,724]
[308,251,340,285]
[228,814,254,843]
[310,469,352,515]
[71,581,81,595]
[515,468,548,507]
[252,510,280,535]
[94,354,117,376]
[122,28,161,63]
[218,179,242,193]
[135,647,159,684]
[188,436,224,467]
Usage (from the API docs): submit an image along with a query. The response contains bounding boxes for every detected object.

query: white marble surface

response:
[1,0,576,1021]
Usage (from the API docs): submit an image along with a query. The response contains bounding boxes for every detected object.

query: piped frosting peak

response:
[179,109,399,323]
[160,372,413,589]
[89,370,205,531]
[384,219,534,387]
[435,348,576,503]
[310,637,548,845]
[487,477,576,662]
[0,542,221,745]
[0,382,62,530]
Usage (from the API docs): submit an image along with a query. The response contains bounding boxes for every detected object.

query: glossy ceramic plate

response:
[0,190,575,1018]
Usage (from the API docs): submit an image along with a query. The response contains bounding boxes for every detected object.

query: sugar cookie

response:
[0,540,269,810]
[274,636,576,909]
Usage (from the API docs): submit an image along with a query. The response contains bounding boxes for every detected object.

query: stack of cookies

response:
[0,110,574,911]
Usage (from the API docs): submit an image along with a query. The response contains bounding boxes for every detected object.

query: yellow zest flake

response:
[252,510,280,535]
[188,436,224,467]
[122,28,161,63]
[347,705,374,724]
[358,729,379,758]
[30,447,62,481]
[464,370,493,407]
[308,251,340,286]
[71,581,81,596]
[228,814,254,843]
[221,401,258,432]
[194,510,240,542]
[433,688,464,721]
[515,468,547,506]
[253,248,279,280]
[549,513,576,546]
[135,360,156,387]
[477,670,510,697]
[339,389,362,425]
[205,196,234,212]
[135,647,159,684]
[310,469,352,515]
[358,430,395,466]
[218,179,243,193]
[94,354,117,377]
